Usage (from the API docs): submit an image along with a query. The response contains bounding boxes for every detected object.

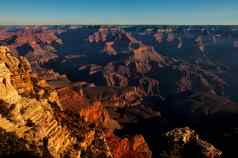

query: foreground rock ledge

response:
[0,46,113,158]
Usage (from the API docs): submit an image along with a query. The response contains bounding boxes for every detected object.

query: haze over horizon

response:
[0,0,238,25]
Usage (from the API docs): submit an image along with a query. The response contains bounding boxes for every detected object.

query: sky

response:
[0,0,237,25]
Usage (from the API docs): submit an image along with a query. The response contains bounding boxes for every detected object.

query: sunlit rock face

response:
[0,46,113,158]
[103,42,117,55]
[0,62,20,104]
[132,44,166,74]
[88,27,109,43]
[163,127,222,158]
[105,129,152,158]
[0,46,33,95]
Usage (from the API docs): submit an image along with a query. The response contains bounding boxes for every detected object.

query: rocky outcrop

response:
[57,86,121,130]
[162,127,222,158]
[103,42,117,55]
[57,87,87,111]
[0,46,113,158]
[131,44,166,74]
[88,27,109,43]
[105,129,152,158]
[104,63,129,87]
[102,87,146,108]
[0,46,33,95]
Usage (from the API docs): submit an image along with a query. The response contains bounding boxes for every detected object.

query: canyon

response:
[0,25,238,157]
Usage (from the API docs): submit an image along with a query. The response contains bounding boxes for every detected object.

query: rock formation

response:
[154,32,163,44]
[88,27,109,43]
[105,130,152,158]
[0,46,113,158]
[0,27,62,67]
[195,36,206,54]
[103,42,117,56]
[162,127,222,158]
[131,44,166,74]
[0,46,33,95]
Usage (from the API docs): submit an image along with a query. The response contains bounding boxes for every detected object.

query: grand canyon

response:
[0,25,238,158]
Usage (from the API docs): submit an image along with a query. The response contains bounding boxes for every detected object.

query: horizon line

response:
[1,24,238,26]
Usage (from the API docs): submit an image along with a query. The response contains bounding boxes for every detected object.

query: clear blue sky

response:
[0,0,237,25]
